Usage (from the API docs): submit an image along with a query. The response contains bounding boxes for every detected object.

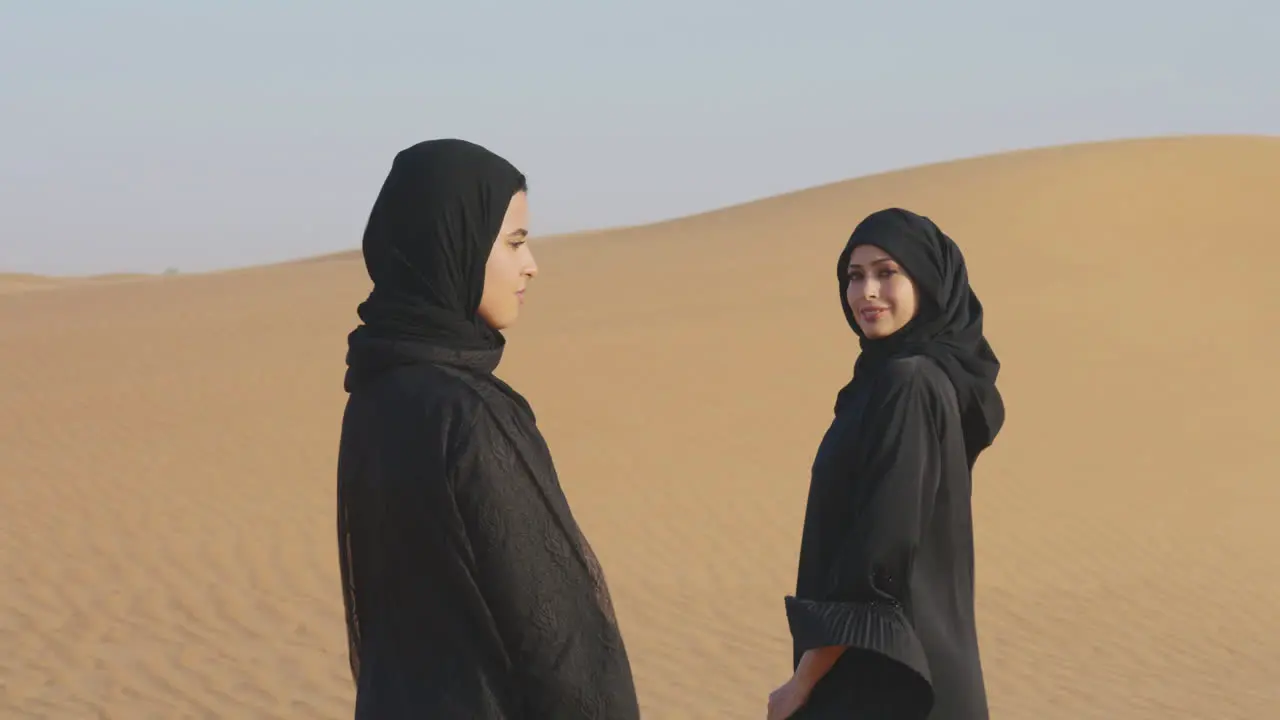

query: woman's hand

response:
[766,676,810,720]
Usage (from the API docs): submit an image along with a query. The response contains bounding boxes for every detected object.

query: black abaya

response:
[336,139,640,719]
[787,357,985,719]
[785,209,1003,719]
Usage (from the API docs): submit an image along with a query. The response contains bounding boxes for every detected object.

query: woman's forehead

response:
[847,244,896,265]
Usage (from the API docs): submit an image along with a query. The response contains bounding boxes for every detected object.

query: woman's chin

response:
[858,322,897,340]
[479,307,519,332]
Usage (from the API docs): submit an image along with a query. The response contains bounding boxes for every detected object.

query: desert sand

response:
[2,134,1278,719]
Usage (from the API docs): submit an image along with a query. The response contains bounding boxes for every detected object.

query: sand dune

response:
[2,134,1278,718]
[0,272,160,297]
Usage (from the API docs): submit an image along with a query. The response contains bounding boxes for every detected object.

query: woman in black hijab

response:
[336,139,640,719]
[768,208,1005,720]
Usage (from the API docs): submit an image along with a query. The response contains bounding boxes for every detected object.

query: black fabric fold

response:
[785,596,931,685]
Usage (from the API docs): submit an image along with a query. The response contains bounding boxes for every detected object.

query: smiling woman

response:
[771,208,1005,720]
[844,244,920,339]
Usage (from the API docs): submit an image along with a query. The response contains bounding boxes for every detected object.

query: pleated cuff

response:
[784,595,932,687]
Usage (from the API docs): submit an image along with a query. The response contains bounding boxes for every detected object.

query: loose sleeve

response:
[785,363,943,687]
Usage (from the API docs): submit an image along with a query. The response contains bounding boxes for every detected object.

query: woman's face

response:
[845,243,919,338]
[478,191,538,330]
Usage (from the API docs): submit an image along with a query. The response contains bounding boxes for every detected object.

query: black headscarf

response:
[344,139,527,391]
[837,208,1005,466]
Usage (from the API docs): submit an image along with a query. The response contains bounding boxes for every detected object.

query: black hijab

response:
[837,208,1005,466]
[344,139,527,391]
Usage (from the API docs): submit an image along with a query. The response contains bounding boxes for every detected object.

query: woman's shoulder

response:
[412,367,537,446]
[876,355,952,394]
[865,356,959,421]
[349,363,491,440]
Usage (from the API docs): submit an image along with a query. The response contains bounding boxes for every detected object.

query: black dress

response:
[786,356,989,720]
[337,340,641,719]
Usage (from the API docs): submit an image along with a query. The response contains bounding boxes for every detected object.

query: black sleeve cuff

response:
[784,595,932,688]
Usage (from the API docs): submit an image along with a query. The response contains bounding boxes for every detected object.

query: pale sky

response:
[2,1,1277,276]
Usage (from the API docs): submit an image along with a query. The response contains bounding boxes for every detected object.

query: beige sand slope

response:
[2,134,1278,719]
[0,272,158,297]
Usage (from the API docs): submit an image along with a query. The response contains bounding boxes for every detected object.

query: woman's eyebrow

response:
[848,257,893,270]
